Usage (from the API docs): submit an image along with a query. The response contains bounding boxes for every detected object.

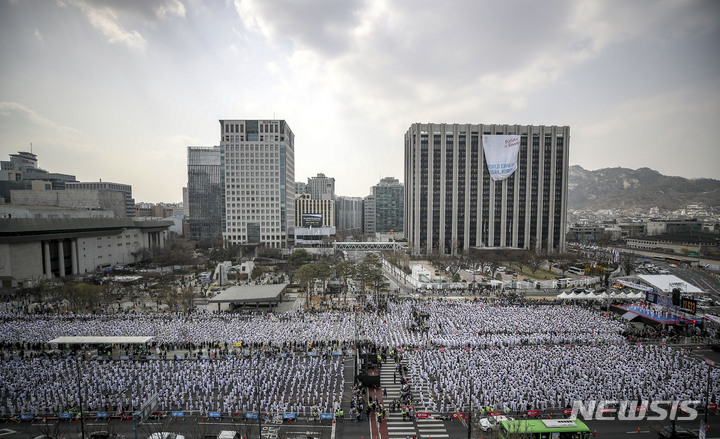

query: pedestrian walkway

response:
[379,356,449,439]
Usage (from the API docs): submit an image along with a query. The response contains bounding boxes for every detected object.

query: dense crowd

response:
[404,344,720,414]
[0,297,716,418]
[0,299,626,348]
[0,355,344,417]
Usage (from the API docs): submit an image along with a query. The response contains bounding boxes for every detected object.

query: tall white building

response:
[219,119,295,248]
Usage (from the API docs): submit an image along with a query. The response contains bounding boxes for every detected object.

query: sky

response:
[1,0,719,203]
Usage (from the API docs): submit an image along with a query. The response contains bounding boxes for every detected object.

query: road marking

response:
[0,429,18,436]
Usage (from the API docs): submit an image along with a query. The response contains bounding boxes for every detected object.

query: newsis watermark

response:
[568,400,701,421]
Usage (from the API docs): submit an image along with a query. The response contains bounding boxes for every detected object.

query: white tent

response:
[558,292,570,299]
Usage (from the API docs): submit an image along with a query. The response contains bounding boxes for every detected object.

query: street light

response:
[704,358,716,431]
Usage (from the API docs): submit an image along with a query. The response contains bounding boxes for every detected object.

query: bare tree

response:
[528,253,546,275]
[618,251,640,276]
[511,251,531,275]
[294,263,318,309]
[61,281,107,313]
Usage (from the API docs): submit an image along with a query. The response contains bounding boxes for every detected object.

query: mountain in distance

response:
[567,165,720,211]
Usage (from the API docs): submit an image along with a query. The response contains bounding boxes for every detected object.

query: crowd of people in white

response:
[0,298,716,417]
[405,343,719,414]
[0,300,626,348]
[0,355,344,418]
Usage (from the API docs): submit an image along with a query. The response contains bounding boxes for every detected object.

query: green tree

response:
[288,249,312,269]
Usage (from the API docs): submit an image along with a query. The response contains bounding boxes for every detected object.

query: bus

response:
[498,419,591,439]
[567,267,586,276]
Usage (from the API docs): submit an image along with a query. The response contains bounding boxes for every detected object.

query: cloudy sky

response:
[1,0,719,203]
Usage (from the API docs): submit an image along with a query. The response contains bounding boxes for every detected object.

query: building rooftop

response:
[0,217,173,236]
[208,283,288,303]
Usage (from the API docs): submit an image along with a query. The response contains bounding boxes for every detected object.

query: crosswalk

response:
[380,358,449,439]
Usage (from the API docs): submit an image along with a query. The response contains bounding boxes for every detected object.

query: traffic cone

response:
[637,427,640,433]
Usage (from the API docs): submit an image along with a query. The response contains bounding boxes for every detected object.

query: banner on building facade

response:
[482,135,521,181]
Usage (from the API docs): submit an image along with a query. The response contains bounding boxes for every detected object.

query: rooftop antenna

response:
[30,142,33,153]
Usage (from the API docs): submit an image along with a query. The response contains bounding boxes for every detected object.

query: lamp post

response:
[705,358,716,430]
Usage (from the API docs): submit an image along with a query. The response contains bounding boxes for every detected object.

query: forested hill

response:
[567,166,720,210]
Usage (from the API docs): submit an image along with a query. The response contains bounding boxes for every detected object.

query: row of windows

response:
[96,234,138,240]
[224,147,280,156]
[223,135,284,143]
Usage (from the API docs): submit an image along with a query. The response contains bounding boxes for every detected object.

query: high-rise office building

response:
[307,173,335,200]
[363,194,376,235]
[372,177,404,234]
[404,123,569,255]
[295,193,335,227]
[219,119,295,248]
[335,196,363,232]
[187,146,222,241]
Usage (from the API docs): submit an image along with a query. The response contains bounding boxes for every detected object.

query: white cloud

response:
[84,7,147,50]
[3,0,719,202]
[59,0,188,50]
[155,0,186,20]
[573,78,720,178]
[0,102,81,138]
[33,28,44,46]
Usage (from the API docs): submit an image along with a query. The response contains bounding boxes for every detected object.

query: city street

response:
[3,412,720,439]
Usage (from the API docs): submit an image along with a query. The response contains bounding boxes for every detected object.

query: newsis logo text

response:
[569,400,700,421]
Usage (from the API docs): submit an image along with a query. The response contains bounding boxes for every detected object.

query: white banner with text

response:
[482,135,521,181]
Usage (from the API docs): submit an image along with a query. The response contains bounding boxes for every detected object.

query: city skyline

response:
[1,0,719,203]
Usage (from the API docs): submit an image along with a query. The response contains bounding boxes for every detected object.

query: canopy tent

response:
[622,311,641,321]
[636,275,703,294]
[49,336,154,345]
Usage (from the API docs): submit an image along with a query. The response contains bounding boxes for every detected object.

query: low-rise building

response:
[625,233,719,256]
[0,217,172,288]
